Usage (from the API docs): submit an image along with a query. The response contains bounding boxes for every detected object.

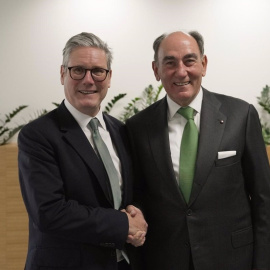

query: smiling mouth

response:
[174,81,190,86]
[79,90,98,95]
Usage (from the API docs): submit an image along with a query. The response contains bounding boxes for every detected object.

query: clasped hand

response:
[121,205,148,247]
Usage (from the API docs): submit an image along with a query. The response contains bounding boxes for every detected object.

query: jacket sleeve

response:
[242,104,270,268]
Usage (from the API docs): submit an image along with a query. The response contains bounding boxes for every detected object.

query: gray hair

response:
[62,32,113,70]
[153,30,204,63]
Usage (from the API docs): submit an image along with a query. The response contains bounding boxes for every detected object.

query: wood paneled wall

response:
[0,144,28,270]
[267,146,270,165]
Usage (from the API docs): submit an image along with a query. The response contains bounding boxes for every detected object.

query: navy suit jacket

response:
[126,88,270,270]
[18,101,135,270]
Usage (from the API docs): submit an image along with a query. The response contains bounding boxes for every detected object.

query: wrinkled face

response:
[153,32,207,107]
[60,46,111,116]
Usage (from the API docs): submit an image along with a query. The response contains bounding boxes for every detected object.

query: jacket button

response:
[186,209,192,216]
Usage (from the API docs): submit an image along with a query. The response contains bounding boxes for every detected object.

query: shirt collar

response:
[167,87,203,120]
[64,99,106,130]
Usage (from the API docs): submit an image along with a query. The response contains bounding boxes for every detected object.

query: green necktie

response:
[178,107,198,203]
[89,118,122,209]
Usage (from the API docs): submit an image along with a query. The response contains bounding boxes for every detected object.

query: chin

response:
[81,97,100,106]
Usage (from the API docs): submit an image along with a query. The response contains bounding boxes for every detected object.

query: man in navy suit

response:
[18,32,147,270]
[126,31,270,270]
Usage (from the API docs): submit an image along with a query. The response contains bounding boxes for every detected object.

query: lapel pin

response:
[220,120,224,124]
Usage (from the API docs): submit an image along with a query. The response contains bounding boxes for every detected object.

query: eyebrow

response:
[162,56,177,64]
[183,53,198,60]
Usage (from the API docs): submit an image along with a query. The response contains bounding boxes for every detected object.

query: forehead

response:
[68,46,107,67]
[158,32,200,60]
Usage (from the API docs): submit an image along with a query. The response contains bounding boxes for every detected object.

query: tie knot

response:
[89,118,99,131]
[178,107,195,120]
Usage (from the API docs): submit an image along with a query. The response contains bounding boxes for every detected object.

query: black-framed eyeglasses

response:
[67,66,110,82]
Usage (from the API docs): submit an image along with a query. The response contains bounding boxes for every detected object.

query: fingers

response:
[125,205,140,217]
[127,211,148,236]
[126,231,146,247]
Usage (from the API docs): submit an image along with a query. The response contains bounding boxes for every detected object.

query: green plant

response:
[257,85,270,145]
[0,106,28,145]
[103,93,127,114]
[120,84,163,122]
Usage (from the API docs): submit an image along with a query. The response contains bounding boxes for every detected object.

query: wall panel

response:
[0,144,28,270]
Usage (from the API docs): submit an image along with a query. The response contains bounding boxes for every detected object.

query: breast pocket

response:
[215,152,241,167]
[231,226,253,248]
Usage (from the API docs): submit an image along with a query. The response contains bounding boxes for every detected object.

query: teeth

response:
[175,82,190,86]
[79,90,97,94]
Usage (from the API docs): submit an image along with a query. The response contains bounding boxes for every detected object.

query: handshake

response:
[122,205,148,247]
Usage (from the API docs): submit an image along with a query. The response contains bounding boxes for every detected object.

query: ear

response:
[152,61,160,81]
[60,65,65,85]
[201,55,208,77]
[107,69,112,88]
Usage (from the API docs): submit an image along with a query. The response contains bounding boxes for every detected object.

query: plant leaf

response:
[103,93,127,114]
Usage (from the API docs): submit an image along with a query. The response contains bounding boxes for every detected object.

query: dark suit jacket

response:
[18,101,135,270]
[126,88,270,270]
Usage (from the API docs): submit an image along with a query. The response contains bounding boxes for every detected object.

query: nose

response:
[176,61,188,77]
[83,70,95,84]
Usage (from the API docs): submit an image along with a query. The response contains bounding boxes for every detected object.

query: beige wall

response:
[1,0,270,132]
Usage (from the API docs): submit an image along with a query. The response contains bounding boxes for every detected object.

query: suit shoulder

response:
[127,98,165,124]
[18,108,60,145]
[205,89,251,111]
[21,108,58,132]
[208,89,248,105]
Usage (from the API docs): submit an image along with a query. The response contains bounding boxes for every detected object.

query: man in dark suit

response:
[18,32,147,270]
[126,31,270,270]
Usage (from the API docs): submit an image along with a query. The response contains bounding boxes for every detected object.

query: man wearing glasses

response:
[18,32,147,270]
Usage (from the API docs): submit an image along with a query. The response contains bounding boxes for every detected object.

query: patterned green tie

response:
[178,107,198,203]
[89,118,122,209]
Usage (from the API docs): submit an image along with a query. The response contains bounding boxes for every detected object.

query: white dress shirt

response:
[167,88,203,182]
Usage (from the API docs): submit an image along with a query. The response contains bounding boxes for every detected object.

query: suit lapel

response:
[146,98,184,200]
[57,103,114,207]
[188,89,227,206]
